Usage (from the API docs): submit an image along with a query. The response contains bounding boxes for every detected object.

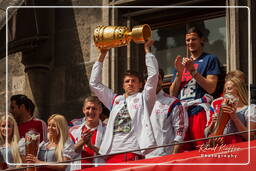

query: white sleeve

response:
[142,52,159,113]
[246,104,256,123]
[62,138,79,159]
[171,101,187,142]
[89,61,116,110]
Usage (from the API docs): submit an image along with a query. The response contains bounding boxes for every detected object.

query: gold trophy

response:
[93,24,152,49]
[25,130,40,171]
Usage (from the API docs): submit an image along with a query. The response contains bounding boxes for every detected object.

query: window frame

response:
[115,7,226,93]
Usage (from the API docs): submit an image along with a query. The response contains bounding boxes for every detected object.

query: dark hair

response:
[186,27,204,38]
[10,94,35,116]
[122,70,142,83]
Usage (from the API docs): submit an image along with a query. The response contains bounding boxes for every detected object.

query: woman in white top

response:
[26,114,77,171]
[0,114,22,169]
[206,76,256,144]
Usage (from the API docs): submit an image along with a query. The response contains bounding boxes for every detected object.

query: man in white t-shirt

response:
[89,40,158,163]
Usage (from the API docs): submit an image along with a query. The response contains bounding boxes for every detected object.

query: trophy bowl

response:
[131,24,151,44]
[93,24,152,49]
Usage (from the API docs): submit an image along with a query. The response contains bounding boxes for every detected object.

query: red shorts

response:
[106,153,144,163]
[183,110,207,151]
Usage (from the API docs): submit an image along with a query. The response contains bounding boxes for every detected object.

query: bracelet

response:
[190,70,198,77]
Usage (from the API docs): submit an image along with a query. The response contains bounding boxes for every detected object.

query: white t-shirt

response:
[109,101,140,154]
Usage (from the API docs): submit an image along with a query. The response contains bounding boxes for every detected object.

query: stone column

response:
[21,48,52,121]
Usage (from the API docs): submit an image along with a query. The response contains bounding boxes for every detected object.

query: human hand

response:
[98,48,109,62]
[221,105,236,119]
[183,57,196,73]
[223,93,239,108]
[25,154,40,163]
[81,129,94,146]
[144,39,154,53]
[100,48,109,55]
[174,56,184,73]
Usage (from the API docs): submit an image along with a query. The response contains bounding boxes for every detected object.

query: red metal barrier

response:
[79,140,256,171]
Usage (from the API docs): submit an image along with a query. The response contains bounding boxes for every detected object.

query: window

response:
[115,6,226,93]
[151,16,226,81]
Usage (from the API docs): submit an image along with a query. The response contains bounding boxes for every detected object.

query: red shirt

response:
[80,126,97,169]
[18,117,47,142]
[69,125,97,169]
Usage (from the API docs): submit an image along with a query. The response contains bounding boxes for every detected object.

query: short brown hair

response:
[122,70,142,83]
[83,96,102,107]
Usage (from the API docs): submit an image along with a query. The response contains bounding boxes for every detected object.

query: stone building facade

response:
[0,0,255,122]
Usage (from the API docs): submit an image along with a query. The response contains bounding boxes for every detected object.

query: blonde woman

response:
[0,114,22,169]
[206,77,256,144]
[26,114,77,171]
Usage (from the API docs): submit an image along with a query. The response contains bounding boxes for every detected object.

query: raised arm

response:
[89,49,116,110]
[143,40,159,112]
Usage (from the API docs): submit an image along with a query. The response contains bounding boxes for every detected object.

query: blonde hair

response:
[0,114,22,165]
[225,70,246,83]
[47,114,68,162]
[224,77,248,106]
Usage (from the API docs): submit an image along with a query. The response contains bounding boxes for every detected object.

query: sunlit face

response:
[185,33,204,53]
[123,75,142,96]
[47,119,59,138]
[83,101,101,124]
[9,101,22,122]
[224,80,239,98]
[0,120,13,138]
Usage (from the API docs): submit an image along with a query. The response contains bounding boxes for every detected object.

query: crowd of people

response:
[0,27,256,170]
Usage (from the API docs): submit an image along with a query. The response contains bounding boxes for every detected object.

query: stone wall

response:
[0,52,26,115]
[47,0,109,122]
[0,0,110,122]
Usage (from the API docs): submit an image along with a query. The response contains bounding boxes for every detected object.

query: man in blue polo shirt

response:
[169,27,221,150]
